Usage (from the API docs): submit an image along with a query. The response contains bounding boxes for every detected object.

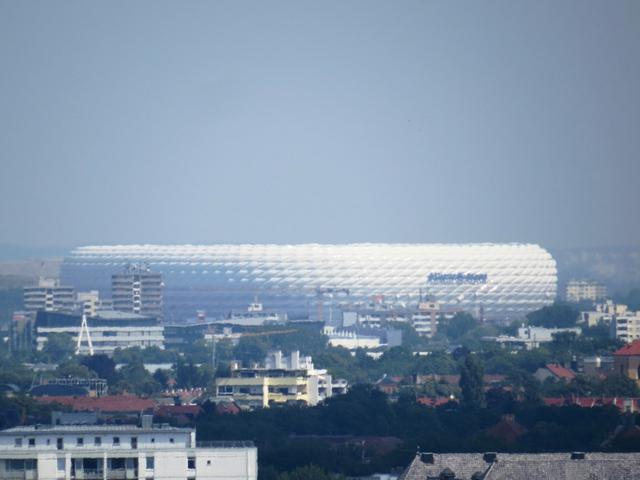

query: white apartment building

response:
[0,422,257,480]
[215,350,346,408]
[580,300,629,327]
[611,311,640,343]
[565,280,607,303]
[24,279,75,314]
[76,291,101,318]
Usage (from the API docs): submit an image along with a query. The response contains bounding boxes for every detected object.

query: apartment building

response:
[24,278,75,314]
[0,421,257,480]
[112,264,163,320]
[215,351,346,409]
[565,280,607,303]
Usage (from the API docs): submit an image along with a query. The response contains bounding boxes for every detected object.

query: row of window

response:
[14,436,175,449]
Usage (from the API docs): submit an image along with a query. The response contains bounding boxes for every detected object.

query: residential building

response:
[613,340,640,385]
[565,279,607,303]
[215,350,346,409]
[76,291,100,318]
[24,278,74,314]
[610,310,640,343]
[35,310,164,356]
[0,420,257,480]
[580,300,628,327]
[534,364,577,383]
[62,243,557,322]
[399,452,640,480]
[112,264,163,320]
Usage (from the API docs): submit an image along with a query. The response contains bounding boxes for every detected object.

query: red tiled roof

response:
[155,405,201,416]
[614,340,640,356]
[416,396,457,407]
[543,396,640,412]
[545,364,576,380]
[36,395,156,413]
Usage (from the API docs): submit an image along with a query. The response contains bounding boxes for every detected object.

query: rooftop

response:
[399,452,640,480]
[614,340,640,356]
[0,424,190,435]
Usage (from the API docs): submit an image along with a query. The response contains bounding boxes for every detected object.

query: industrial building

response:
[62,243,557,322]
[0,419,257,480]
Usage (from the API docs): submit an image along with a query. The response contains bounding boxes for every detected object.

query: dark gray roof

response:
[399,453,640,480]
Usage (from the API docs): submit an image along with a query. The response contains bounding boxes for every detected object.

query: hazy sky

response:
[0,1,638,249]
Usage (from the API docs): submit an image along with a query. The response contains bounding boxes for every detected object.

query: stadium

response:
[61,243,558,322]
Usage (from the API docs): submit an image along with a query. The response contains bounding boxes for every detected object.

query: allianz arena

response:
[61,243,558,322]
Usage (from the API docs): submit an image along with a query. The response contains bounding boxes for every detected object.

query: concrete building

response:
[215,350,345,409]
[610,310,640,343]
[35,310,164,356]
[112,264,163,320]
[0,420,257,480]
[24,278,75,314]
[565,279,607,303]
[76,291,101,318]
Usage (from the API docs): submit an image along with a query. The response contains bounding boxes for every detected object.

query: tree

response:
[444,313,477,340]
[459,353,485,408]
[40,333,75,363]
[526,303,579,328]
[81,354,117,383]
[277,464,347,480]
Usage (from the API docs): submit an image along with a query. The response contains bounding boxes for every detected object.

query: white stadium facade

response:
[61,243,558,322]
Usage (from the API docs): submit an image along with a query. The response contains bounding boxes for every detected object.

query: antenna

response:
[76,314,94,356]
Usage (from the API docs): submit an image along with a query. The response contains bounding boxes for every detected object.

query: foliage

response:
[526,303,579,328]
[443,312,477,340]
[81,355,117,383]
[39,333,75,363]
[459,353,485,407]
[0,288,23,326]
[112,361,161,396]
[277,465,347,480]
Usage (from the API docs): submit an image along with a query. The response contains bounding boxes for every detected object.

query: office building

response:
[565,279,607,303]
[610,310,640,343]
[215,350,345,409]
[76,291,101,318]
[35,310,164,356]
[112,264,163,320]
[24,278,75,314]
[0,420,257,480]
[62,243,558,322]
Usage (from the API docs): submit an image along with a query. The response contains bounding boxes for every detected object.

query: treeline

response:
[196,383,640,479]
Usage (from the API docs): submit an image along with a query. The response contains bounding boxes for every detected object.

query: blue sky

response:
[0,1,638,248]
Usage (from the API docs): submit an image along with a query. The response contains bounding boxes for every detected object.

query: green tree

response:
[444,312,477,340]
[81,355,117,383]
[277,464,347,480]
[459,353,485,408]
[526,303,579,328]
[40,333,75,363]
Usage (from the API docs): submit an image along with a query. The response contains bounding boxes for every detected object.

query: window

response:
[28,438,35,447]
[113,437,120,446]
[169,438,174,444]
[207,460,212,466]
[76,437,84,446]
[146,456,154,469]
[57,458,65,471]
[150,438,155,443]
[94,437,101,446]
[187,457,196,469]
[57,438,64,450]
[14,438,22,447]
[131,437,138,449]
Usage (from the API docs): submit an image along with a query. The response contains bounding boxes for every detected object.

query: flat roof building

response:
[35,310,164,356]
[0,422,256,480]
